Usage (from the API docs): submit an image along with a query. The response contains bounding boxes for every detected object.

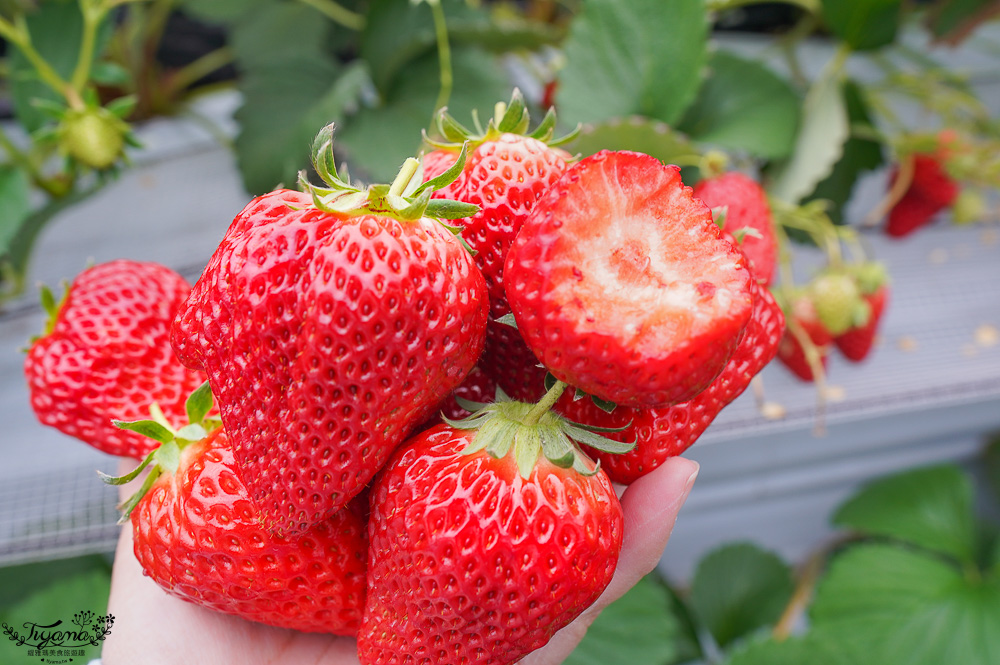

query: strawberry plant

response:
[563,460,1000,665]
[9,0,1000,662]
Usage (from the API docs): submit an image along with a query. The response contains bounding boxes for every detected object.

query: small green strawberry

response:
[59,106,129,170]
[809,271,860,337]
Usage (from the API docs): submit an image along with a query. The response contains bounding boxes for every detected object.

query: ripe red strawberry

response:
[108,392,368,635]
[172,129,488,535]
[693,172,778,286]
[359,422,623,665]
[24,260,208,459]
[776,294,833,382]
[422,91,572,406]
[557,280,785,484]
[886,153,959,237]
[505,150,754,408]
[835,285,888,362]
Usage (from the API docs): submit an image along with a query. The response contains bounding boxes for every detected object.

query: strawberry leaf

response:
[677,50,801,160]
[563,574,680,665]
[832,464,978,564]
[820,0,901,51]
[558,0,707,127]
[571,117,694,164]
[810,543,1000,665]
[768,67,849,204]
[689,543,793,648]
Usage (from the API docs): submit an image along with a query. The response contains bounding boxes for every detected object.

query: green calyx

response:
[298,123,479,225]
[42,93,138,171]
[99,381,221,524]
[424,87,579,150]
[445,381,634,480]
[25,280,69,346]
[850,261,889,295]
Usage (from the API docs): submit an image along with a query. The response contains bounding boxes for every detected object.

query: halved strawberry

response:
[505,150,754,407]
[557,280,784,484]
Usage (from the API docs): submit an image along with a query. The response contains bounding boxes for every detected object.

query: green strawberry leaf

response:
[820,0,902,51]
[925,0,999,44]
[232,3,367,193]
[805,79,884,223]
[563,574,680,665]
[336,48,511,182]
[689,542,795,648]
[360,0,560,95]
[177,0,273,24]
[768,67,849,204]
[557,0,708,127]
[811,543,1000,665]
[721,631,854,665]
[559,116,697,164]
[677,50,801,159]
[0,166,31,261]
[832,464,978,565]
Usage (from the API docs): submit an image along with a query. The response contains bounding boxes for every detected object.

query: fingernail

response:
[682,459,700,495]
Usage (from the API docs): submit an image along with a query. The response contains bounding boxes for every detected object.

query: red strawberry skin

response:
[424,136,569,399]
[132,428,368,635]
[693,172,778,286]
[836,286,889,362]
[559,281,785,484]
[776,298,832,382]
[172,189,488,535]
[886,154,959,237]
[505,150,754,408]
[24,260,207,459]
[359,424,623,665]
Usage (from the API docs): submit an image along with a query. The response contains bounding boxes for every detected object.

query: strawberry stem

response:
[523,380,567,426]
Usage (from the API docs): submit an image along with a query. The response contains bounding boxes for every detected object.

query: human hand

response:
[101,456,698,665]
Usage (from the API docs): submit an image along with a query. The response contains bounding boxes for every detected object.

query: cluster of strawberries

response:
[774,263,890,382]
[24,93,785,665]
